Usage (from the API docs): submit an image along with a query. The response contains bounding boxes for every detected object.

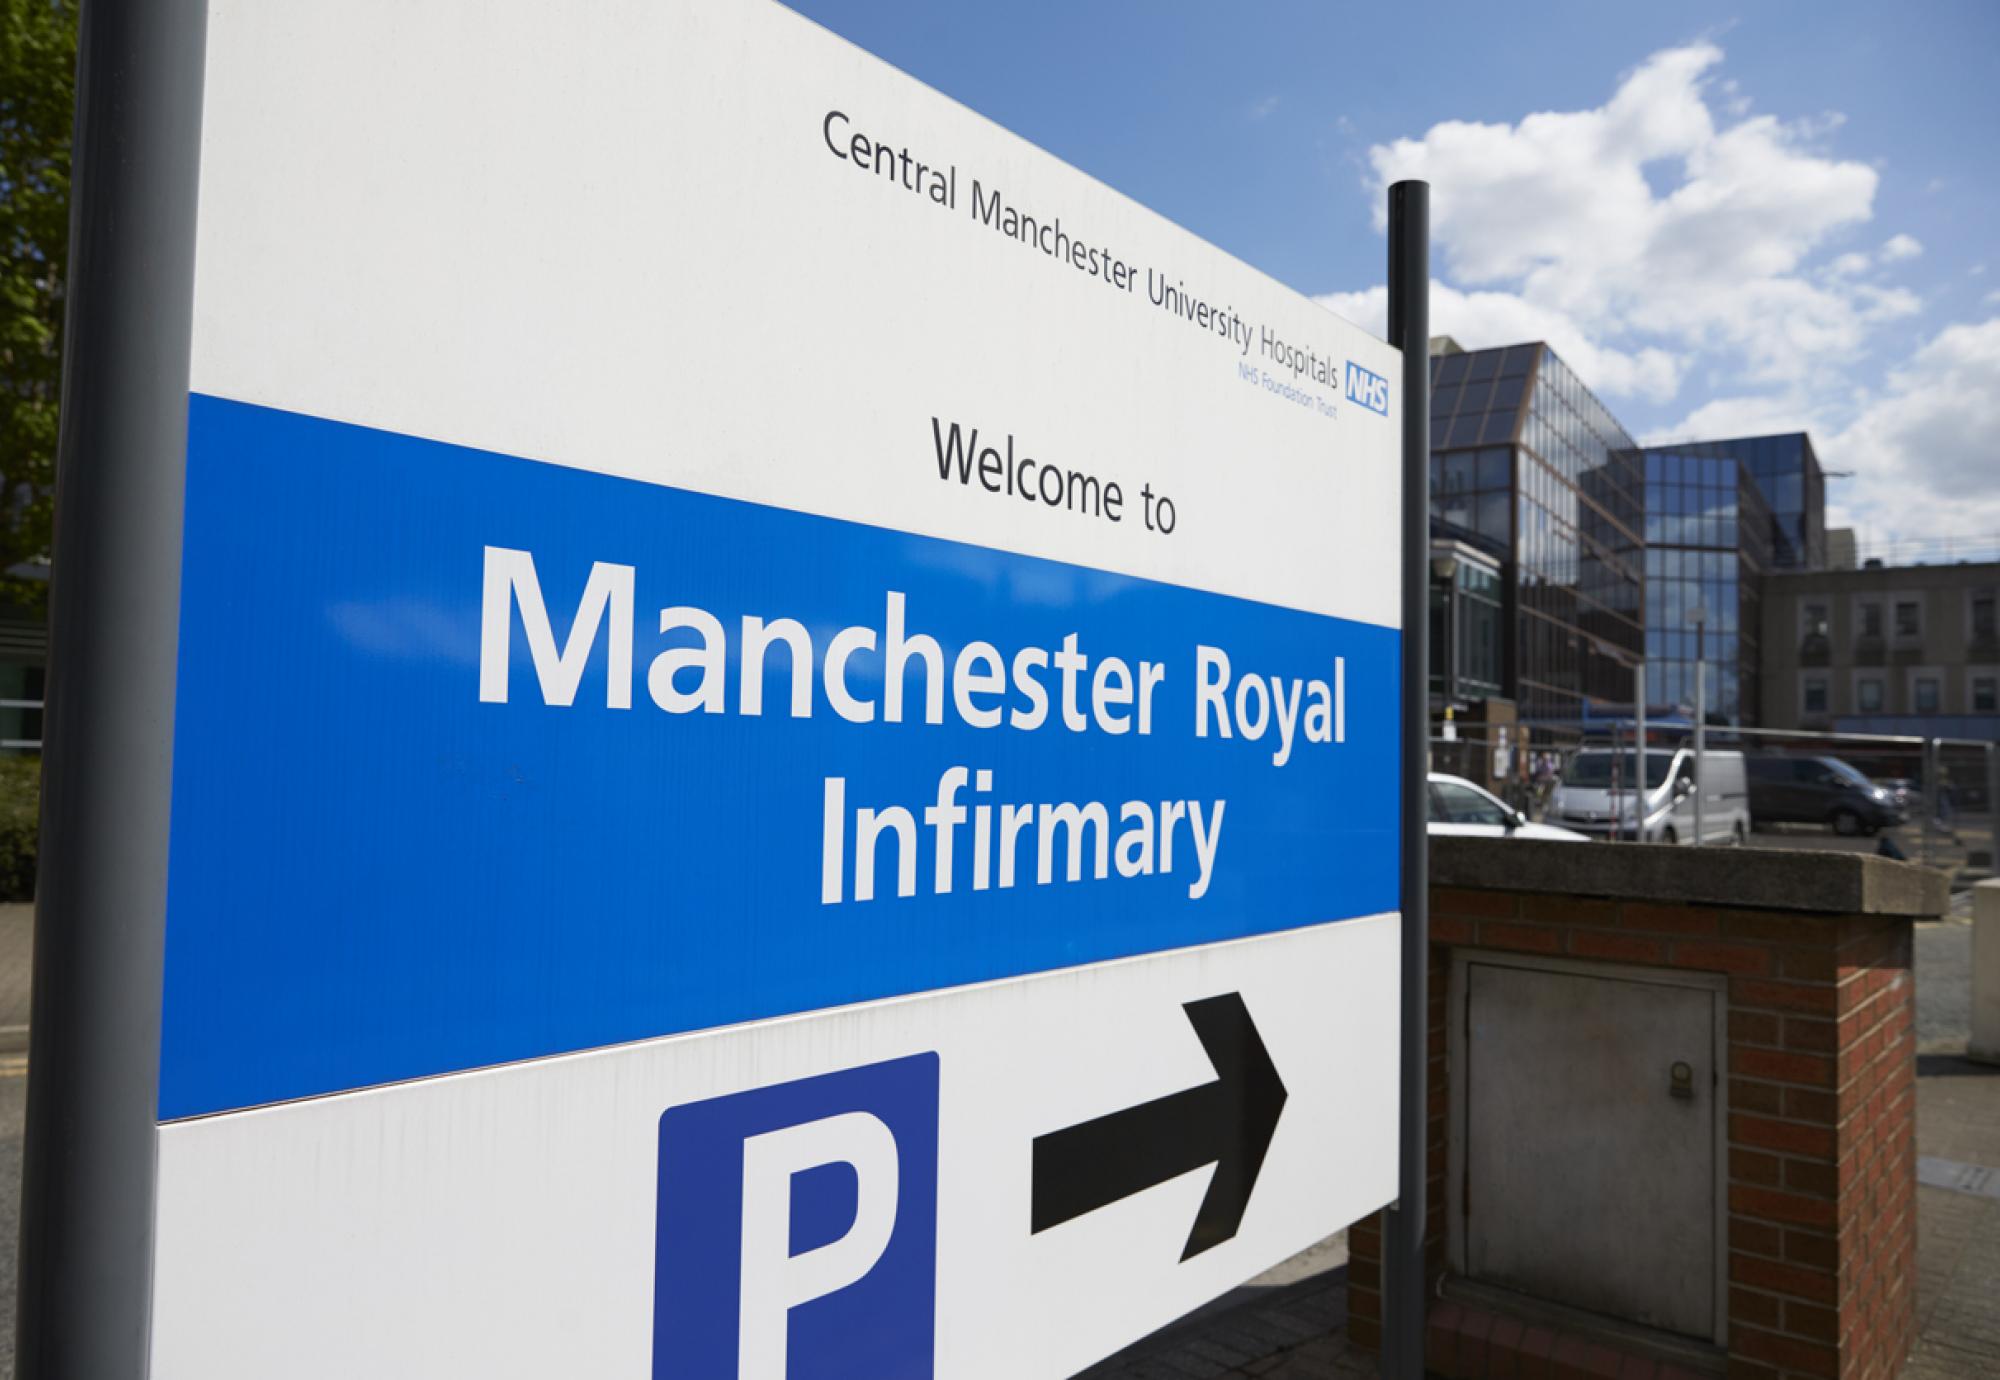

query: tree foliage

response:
[0,0,77,611]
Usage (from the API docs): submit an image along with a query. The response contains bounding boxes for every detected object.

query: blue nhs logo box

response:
[654,1054,941,1378]
[1345,360,1390,415]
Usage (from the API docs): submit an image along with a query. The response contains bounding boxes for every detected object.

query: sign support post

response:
[1384,178,1432,1380]
[16,1,207,1375]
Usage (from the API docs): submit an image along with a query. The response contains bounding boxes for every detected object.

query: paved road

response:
[1748,813,1995,881]
[0,1054,20,1380]
[0,903,29,1380]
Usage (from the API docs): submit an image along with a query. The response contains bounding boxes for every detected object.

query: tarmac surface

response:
[0,903,1993,1378]
[0,904,28,1380]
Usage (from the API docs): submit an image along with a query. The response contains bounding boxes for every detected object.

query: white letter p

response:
[737,1111,900,1379]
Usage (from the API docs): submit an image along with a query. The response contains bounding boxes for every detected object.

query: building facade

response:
[1644,432,1824,572]
[1759,561,2000,739]
[1638,447,1773,724]
[1428,341,1646,732]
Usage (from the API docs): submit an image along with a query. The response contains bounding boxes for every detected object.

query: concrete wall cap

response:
[1430,838,1948,918]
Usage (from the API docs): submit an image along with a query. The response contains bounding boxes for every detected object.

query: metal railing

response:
[1429,724,1998,890]
[1847,531,2000,568]
[0,698,42,752]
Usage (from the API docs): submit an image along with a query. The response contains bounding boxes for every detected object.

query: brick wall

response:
[1349,842,1930,1380]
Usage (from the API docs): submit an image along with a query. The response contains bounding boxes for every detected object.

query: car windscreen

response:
[1820,758,1875,788]
[1564,751,1672,789]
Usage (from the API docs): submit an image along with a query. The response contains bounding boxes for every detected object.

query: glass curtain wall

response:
[1515,350,1645,723]
[1429,343,1646,728]
[1642,452,1771,722]
[1643,433,1822,570]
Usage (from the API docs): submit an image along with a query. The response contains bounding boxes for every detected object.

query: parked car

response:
[1550,747,1750,846]
[1875,777,1917,815]
[1746,755,1904,836]
[1427,772,1588,841]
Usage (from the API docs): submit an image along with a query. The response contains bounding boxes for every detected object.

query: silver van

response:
[1551,747,1750,846]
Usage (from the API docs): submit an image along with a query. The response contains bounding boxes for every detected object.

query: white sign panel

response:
[149,1,1404,1375]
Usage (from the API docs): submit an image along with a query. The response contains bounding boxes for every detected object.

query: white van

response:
[1551,747,1750,846]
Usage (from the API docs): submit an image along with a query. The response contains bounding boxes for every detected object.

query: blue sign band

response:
[161,395,1399,1119]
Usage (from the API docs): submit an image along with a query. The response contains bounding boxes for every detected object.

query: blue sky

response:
[788,1,2000,547]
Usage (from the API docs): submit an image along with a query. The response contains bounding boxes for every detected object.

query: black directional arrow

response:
[1030,992,1288,1261]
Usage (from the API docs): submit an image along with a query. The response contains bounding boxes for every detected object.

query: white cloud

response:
[1642,393,1808,448]
[1333,42,1920,397]
[1824,317,2000,538]
[1248,94,1281,121]
[1317,282,1682,403]
[1649,316,2000,542]
[1319,39,1980,543]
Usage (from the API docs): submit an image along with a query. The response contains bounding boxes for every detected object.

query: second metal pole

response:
[1385,178,1431,1380]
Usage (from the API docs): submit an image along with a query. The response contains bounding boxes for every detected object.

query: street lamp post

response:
[1432,552,1464,720]
[1689,606,1707,846]
[1433,553,1459,747]
[1634,658,1647,840]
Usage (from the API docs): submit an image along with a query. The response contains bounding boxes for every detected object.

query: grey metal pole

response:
[1635,661,1648,841]
[1385,179,1431,1380]
[1611,721,1623,840]
[1693,618,1706,846]
[1920,736,1936,856]
[1986,744,1998,872]
[1923,738,1938,866]
[16,2,207,1375]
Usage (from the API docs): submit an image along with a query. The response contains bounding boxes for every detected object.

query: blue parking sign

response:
[655,1054,942,1377]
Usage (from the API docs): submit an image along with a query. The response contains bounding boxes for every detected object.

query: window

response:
[1857,677,1885,713]
[1858,602,1883,639]
[1801,603,1829,640]
[1974,592,1997,641]
[1894,600,1921,639]
[1802,678,1828,715]
[1974,675,1998,714]
[1914,677,1940,713]
[1430,779,1511,827]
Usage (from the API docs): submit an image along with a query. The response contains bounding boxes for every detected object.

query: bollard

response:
[1975,879,2000,1066]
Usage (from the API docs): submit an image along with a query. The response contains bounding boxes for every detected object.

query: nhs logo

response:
[654,1054,940,1378]
[1344,360,1389,416]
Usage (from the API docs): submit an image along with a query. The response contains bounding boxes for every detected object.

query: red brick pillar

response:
[1723,915,1917,1380]
[1346,841,1933,1380]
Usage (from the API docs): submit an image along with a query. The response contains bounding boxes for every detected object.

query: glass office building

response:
[1640,449,1772,723]
[1642,433,1823,571]
[1430,341,1646,727]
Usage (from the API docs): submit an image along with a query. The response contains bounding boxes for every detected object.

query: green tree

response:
[0,0,78,612]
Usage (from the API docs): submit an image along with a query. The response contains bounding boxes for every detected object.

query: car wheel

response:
[1831,807,1862,837]
[1660,826,1678,845]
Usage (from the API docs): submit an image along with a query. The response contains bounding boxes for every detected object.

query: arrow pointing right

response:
[1030,992,1288,1261]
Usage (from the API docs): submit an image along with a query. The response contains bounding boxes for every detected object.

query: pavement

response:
[0,905,1991,1379]
[0,903,28,1380]
[1904,1054,2000,1379]
[0,905,28,1054]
